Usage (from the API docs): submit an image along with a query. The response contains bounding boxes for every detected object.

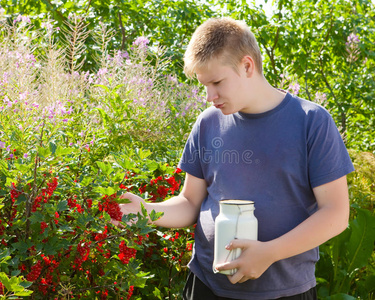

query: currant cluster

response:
[99,194,122,221]
[26,260,42,281]
[118,241,137,264]
[0,282,4,295]
[138,169,182,202]
[73,241,91,270]
[32,177,58,212]
[40,221,48,233]
[54,211,59,224]
[67,195,85,214]
[67,196,78,209]
[10,182,21,201]
[127,285,134,300]
[86,198,93,208]
[94,225,108,248]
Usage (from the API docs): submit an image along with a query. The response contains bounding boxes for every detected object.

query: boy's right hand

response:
[110,192,146,227]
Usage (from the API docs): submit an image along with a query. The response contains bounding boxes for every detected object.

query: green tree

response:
[0,0,215,76]
[211,0,375,153]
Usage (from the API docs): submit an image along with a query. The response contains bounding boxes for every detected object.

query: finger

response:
[119,192,133,200]
[225,239,253,250]
[238,277,250,283]
[227,271,244,284]
[215,260,238,273]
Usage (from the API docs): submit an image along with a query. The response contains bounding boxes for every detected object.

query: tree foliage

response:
[211,0,375,152]
[0,0,214,76]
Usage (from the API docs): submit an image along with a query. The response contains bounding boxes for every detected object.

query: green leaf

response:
[153,286,163,300]
[55,145,74,156]
[93,84,110,93]
[96,161,114,176]
[0,272,33,296]
[364,275,375,292]
[49,142,57,155]
[0,160,10,176]
[19,280,32,289]
[149,210,163,222]
[58,224,74,232]
[346,208,375,274]
[14,290,33,296]
[0,272,10,288]
[115,157,136,170]
[137,148,152,160]
[0,249,11,261]
[140,202,148,217]
[146,161,159,171]
[56,200,68,211]
[93,186,116,196]
[96,108,110,126]
[11,270,20,277]
[116,196,131,204]
[37,146,51,158]
[29,211,44,224]
[15,193,27,206]
[6,177,16,188]
[76,213,95,228]
[80,176,92,187]
[43,236,66,255]
[11,242,29,254]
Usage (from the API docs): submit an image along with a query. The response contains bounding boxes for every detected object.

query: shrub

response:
[0,16,206,299]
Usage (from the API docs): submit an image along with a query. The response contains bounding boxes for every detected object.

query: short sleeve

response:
[307,112,354,188]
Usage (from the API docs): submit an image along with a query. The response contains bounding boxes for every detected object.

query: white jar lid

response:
[220,199,254,205]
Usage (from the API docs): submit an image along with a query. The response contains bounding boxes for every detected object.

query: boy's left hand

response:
[215,239,275,284]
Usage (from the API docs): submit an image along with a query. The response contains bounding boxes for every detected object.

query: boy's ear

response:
[241,56,255,77]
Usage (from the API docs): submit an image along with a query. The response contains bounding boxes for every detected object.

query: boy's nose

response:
[206,87,219,102]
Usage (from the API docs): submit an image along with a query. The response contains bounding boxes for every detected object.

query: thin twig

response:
[118,12,126,51]
[85,0,92,14]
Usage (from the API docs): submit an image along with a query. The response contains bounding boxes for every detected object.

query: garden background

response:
[0,0,374,299]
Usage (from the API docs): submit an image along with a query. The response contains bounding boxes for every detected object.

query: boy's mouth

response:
[214,103,224,109]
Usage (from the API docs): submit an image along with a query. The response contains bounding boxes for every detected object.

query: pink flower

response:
[289,83,300,95]
[133,36,149,49]
[347,33,360,44]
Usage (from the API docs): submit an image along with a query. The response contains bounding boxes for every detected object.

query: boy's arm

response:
[216,175,350,284]
[117,172,207,228]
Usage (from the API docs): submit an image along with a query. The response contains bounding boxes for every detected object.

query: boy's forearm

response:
[144,195,201,228]
[268,203,348,263]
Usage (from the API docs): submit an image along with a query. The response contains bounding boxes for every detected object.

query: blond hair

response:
[184,17,263,77]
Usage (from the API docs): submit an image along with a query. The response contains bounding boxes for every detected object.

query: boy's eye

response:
[213,81,221,85]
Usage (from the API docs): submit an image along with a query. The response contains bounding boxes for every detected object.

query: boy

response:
[118,17,354,299]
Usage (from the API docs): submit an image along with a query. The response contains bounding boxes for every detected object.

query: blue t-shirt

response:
[178,92,354,299]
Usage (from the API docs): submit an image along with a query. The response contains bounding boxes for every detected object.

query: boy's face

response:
[196,57,253,115]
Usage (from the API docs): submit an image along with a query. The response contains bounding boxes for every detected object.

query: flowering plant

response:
[0,16,206,299]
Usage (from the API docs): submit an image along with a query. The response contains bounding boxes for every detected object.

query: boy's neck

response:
[241,75,286,114]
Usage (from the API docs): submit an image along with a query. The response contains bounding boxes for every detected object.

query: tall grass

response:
[0,15,207,153]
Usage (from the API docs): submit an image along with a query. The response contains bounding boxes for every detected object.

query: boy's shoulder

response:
[292,94,330,117]
[196,105,224,124]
